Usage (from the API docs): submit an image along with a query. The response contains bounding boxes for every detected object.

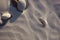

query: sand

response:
[0,0,60,40]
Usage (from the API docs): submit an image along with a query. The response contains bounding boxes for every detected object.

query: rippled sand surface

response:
[0,0,60,40]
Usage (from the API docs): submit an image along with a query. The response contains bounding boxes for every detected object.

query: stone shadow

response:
[9,0,29,23]
[9,6,23,23]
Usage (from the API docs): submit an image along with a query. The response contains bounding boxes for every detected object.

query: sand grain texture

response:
[0,0,60,40]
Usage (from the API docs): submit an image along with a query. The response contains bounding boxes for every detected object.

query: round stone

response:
[2,12,11,19]
[17,0,26,11]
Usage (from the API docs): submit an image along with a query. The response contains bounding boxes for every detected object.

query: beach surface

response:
[0,0,60,40]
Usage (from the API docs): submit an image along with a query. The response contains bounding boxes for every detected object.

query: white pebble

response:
[2,12,11,19]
